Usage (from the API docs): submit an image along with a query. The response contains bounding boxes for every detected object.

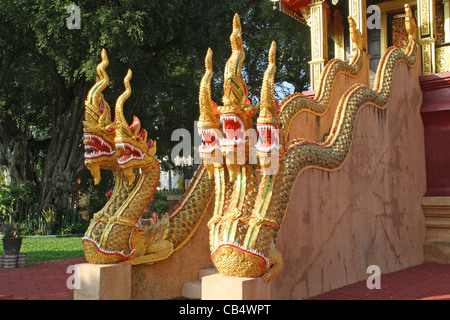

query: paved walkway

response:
[0,257,86,300]
[310,262,450,300]
[0,258,448,300]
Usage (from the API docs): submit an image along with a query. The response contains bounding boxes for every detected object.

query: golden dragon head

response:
[218,14,258,181]
[256,41,282,173]
[219,14,257,136]
[83,49,119,185]
[198,48,221,178]
[404,4,418,41]
[114,70,157,184]
[348,16,365,52]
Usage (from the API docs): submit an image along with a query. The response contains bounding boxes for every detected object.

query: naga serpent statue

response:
[199,7,418,280]
[82,51,214,264]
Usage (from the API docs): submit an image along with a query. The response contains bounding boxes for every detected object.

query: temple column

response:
[308,0,329,90]
[418,0,436,74]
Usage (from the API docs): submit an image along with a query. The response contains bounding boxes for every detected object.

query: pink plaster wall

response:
[272,57,426,299]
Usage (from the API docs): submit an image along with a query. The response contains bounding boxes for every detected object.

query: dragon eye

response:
[136,137,141,141]
[107,128,115,133]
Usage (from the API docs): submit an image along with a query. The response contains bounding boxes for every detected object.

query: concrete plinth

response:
[202,273,271,300]
[74,263,131,300]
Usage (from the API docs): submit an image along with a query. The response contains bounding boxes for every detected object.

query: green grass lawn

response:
[1,236,84,264]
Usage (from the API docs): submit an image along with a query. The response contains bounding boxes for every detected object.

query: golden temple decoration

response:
[418,0,436,74]
[433,3,450,73]
[308,0,329,90]
[435,4,445,44]
[405,4,418,42]
[436,46,450,73]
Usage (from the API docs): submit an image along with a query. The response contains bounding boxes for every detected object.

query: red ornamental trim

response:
[82,238,135,260]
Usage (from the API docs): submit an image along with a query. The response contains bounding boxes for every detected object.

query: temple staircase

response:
[181,267,218,299]
[422,197,450,263]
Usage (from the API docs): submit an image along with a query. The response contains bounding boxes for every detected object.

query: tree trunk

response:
[39,62,89,226]
[0,114,36,185]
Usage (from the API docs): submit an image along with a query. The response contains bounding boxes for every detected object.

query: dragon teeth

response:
[83,133,114,154]
[115,142,145,165]
[219,114,245,127]
[82,236,135,257]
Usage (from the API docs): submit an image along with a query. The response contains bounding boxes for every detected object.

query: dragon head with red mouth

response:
[113,70,157,184]
[219,15,258,182]
[198,15,257,182]
[256,41,283,174]
[201,14,257,182]
[83,49,119,185]
[198,48,221,179]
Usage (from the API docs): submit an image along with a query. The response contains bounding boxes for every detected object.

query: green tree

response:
[0,0,310,227]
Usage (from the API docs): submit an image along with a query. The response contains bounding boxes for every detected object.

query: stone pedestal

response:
[202,274,271,300]
[74,263,131,300]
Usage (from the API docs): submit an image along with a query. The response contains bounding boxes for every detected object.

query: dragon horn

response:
[260,41,277,118]
[230,13,243,52]
[115,69,133,136]
[97,49,112,125]
[223,13,246,108]
[348,16,356,43]
[199,48,217,121]
[85,49,110,124]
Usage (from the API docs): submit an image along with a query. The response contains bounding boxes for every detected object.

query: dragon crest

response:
[348,16,365,52]
[404,4,418,41]
[83,49,118,185]
[114,69,157,185]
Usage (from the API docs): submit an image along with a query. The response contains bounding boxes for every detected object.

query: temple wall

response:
[288,55,370,143]
[271,57,426,299]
